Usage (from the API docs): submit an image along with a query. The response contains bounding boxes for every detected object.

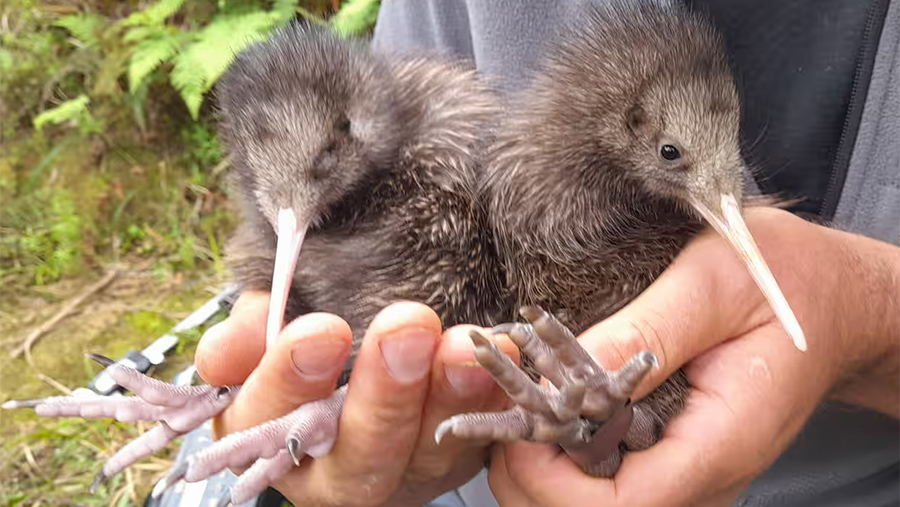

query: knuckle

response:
[405,455,453,485]
[366,398,423,431]
[624,311,672,371]
[601,310,673,374]
[326,481,393,507]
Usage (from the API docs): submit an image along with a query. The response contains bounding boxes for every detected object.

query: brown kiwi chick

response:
[435,0,806,477]
[3,23,511,503]
[217,22,509,358]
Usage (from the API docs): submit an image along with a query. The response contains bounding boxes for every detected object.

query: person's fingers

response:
[297,301,442,505]
[212,311,353,440]
[611,325,820,506]
[392,324,520,498]
[499,324,823,507]
[196,290,271,386]
[489,443,559,507]
[577,208,816,400]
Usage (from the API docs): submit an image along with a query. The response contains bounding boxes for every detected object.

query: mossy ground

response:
[1,124,237,506]
[0,270,228,506]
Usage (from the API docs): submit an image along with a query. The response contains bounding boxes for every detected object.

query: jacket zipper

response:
[819,0,889,220]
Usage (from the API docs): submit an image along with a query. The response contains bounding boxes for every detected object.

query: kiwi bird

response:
[3,23,511,503]
[435,0,806,476]
[2,0,807,500]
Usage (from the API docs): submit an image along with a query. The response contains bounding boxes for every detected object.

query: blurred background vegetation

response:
[0,0,380,504]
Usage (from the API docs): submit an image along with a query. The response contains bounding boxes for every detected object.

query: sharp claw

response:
[449,306,660,475]
[434,409,534,442]
[287,437,302,466]
[518,305,544,323]
[2,398,43,409]
[229,450,294,505]
[434,418,455,444]
[152,460,188,498]
[641,351,659,369]
[489,323,522,335]
[601,350,658,405]
[90,471,106,493]
[4,368,239,491]
[86,353,115,367]
[468,328,493,348]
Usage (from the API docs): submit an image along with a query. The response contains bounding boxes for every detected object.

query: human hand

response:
[488,207,900,507]
[195,294,518,507]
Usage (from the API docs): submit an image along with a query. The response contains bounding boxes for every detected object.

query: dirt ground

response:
[0,263,229,506]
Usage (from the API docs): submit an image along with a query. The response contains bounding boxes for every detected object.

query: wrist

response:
[828,228,900,417]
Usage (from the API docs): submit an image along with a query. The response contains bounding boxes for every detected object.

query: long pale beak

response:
[690,193,807,352]
[266,208,309,348]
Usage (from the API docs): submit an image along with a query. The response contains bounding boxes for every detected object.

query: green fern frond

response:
[169,54,205,119]
[128,31,184,93]
[122,25,170,44]
[53,13,108,48]
[33,95,90,130]
[330,0,380,37]
[170,11,287,119]
[123,0,188,27]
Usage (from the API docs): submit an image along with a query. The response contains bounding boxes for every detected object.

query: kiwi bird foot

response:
[1,354,240,491]
[154,384,346,504]
[434,306,658,477]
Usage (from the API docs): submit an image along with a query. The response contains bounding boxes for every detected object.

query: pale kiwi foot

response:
[1,354,240,491]
[434,305,662,478]
[152,384,348,505]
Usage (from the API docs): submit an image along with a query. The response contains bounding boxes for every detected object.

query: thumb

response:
[213,312,353,439]
[577,215,795,400]
[195,290,271,386]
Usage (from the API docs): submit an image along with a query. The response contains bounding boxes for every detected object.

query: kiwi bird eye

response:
[337,116,351,134]
[660,144,681,161]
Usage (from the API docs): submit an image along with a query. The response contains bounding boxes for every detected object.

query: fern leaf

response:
[128,32,183,93]
[53,13,108,48]
[123,26,169,44]
[33,95,90,130]
[169,55,205,119]
[330,0,380,37]
[169,11,286,119]
[123,0,187,27]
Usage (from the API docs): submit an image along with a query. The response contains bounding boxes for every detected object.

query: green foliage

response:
[4,0,381,139]
[40,0,380,121]
[331,0,381,37]
[0,188,84,285]
[182,122,222,168]
[122,0,188,27]
[0,2,69,136]
[32,95,90,129]
[42,0,378,120]
[168,8,292,119]
[0,0,382,286]
[126,27,186,94]
[52,12,109,49]
[32,94,105,137]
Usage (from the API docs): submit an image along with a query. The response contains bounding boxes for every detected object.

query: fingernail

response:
[291,337,348,379]
[445,364,495,394]
[380,329,437,382]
